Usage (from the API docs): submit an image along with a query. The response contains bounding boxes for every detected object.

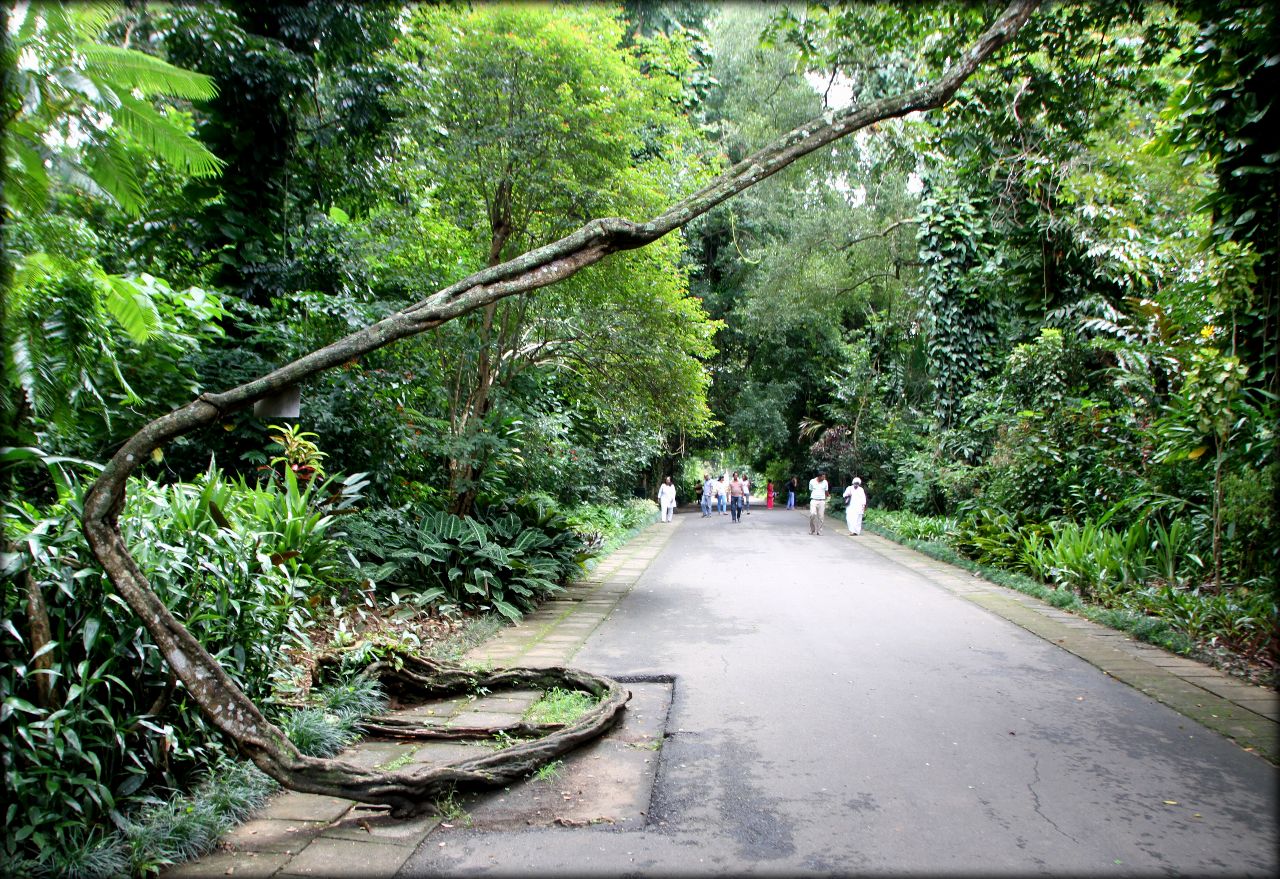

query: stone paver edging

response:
[843,526,1279,764]
[164,518,680,879]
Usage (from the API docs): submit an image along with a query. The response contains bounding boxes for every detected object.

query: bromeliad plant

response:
[266,423,329,485]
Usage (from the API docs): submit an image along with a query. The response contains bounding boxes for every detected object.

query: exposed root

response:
[291,652,631,817]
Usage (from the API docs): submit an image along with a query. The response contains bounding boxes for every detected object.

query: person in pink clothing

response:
[728,473,745,522]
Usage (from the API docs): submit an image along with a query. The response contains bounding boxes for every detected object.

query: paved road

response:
[402,508,1278,877]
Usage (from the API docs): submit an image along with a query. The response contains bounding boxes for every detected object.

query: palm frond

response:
[51,147,132,212]
[797,416,827,442]
[19,2,76,47]
[98,272,162,344]
[82,44,219,102]
[65,3,121,41]
[46,150,123,208]
[83,137,146,214]
[4,134,53,215]
[113,92,224,178]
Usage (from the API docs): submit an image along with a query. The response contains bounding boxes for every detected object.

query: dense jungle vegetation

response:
[1,1,1275,875]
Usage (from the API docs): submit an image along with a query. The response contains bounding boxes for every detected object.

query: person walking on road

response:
[742,474,752,514]
[808,472,829,535]
[842,477,867,535]
[729,472,746,522]
[766,480,774,509]
[658,476,677,523]
[700,474,715,517]
[786,476,798,510]
[716,475,727,515]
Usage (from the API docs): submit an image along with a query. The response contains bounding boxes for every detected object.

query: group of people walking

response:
[696,472,759,522]
[658,471,868,535]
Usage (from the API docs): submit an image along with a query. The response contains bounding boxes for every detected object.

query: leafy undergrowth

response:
[274,603,489,704]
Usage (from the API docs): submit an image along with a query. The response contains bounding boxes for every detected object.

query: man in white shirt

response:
[808,472,829,535]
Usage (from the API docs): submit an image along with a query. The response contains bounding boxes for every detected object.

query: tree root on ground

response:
[303,653,630,817]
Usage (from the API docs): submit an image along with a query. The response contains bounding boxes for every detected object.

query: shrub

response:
[951,509,1023,568]
[1220,463,1278,588]
[864,508,957,543]
[339,495,604,621]
[1,464,361,873]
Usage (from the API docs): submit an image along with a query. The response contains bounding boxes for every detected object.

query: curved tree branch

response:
[80,0,1039,814]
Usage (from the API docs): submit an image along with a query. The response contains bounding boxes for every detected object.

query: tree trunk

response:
[448,176,516,515]
[79,0,1039,814]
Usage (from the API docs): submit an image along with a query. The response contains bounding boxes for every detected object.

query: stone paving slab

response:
[446,710,523,728]
[258,792,355,823]
[447,681,673,833]
[337,742,417,770]
[223,818,327,853]
[275,836,416,878]
[1236,698,1280,721]
[410,741,492,766]
[164,850,294,878]
[320,806,441,844]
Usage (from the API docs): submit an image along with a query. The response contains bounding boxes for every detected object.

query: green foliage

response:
[1219,464,1278,585]
[0,458,368,869]
[153,1,406,304]
[5,2,222,217]
[266,423,328,482]
[1,248,227,461]
[338,495,605,622]
[563,498,659,555]
[4,669,378,879]
[1156,2,1279,396]
[864,508,957,544]
[385,3,718,509]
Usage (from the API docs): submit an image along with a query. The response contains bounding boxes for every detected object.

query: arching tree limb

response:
[80,0,1039,813]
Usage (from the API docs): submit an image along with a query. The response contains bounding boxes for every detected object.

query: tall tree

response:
[398,4,716,513]
[154,0,403,305]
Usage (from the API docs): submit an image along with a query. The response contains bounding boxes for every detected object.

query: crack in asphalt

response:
[1028,757,1079,844]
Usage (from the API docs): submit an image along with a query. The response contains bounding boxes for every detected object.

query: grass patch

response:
[628,734,663,751]
[531,759,564,783]
[434,789,472,826]
[378,749,417,771]
[280,671,387,758]
[524,687,599,725]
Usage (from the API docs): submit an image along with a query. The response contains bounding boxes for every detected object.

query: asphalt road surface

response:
[401,508,1278,876]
